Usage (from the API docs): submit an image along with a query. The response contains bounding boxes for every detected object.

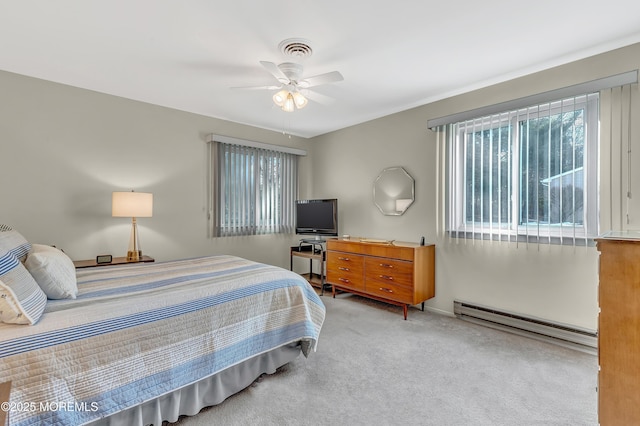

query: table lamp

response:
[112,191,153,261]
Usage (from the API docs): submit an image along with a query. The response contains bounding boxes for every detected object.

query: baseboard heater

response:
[453,301,597,354]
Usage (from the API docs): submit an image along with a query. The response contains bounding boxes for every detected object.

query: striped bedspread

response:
[0,255,325,425]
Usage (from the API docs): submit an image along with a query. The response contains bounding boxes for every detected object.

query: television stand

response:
[298,238,326,251]
[290,240,326,295]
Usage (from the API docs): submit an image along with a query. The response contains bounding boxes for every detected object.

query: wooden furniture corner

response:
[596,232,640,425]
[0,381,10,426]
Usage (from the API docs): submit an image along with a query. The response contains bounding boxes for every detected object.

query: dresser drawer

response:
[327,251,364,291]
[365,280,414,304]
[328,271,363,291]
[327,251,364,273]
[365,258,413,288]
[328,239,415,261]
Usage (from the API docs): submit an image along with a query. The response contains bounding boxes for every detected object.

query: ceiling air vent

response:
[278,38,313,59]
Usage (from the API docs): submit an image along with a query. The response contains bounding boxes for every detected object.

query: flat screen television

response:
[295,199,338,239]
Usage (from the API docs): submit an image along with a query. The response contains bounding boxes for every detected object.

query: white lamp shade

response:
[112,192,153,217]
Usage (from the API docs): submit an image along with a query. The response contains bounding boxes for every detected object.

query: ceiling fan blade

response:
[298,71,344,88]
[230,84,282,91]
[260,61,290,84]
[302,89,335,106]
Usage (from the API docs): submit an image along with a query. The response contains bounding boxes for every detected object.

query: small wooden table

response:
[290,243,326,295]
[73,255,155,269]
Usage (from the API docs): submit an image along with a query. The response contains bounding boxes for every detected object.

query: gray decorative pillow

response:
[0,250,47,324]
[0,225,31,262]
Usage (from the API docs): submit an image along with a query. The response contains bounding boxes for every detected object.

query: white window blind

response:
[433,71,638,247]
[207,138,299,237]
[439,94,598,246]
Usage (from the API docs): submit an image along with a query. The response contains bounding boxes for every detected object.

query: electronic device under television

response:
[295,198,338,241]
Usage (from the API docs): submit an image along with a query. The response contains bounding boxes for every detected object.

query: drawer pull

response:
[338,267,350,271]
[338,257,350,261]
[379,263,394,268]
[379,275,394,281]
[379,287,394,293]
[338,278,350,283]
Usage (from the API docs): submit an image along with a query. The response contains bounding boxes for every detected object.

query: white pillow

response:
[25,244,78,300]
[0,251,47,324]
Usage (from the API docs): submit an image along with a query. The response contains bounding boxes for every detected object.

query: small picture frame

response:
[96,254,112,264]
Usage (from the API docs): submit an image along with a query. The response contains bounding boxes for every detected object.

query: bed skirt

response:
[88,342,302,426]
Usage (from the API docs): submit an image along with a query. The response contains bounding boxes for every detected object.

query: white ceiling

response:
[2,1,640,138]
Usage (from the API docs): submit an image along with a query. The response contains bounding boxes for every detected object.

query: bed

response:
[0,229,325,426]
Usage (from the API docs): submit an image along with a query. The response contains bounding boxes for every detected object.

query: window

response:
[207,138,300,237]
[448,94,599,244]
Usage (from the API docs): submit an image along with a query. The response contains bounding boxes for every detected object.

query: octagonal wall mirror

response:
[373,166,415,216]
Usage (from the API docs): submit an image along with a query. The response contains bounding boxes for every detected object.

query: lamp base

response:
[127,250,142,262]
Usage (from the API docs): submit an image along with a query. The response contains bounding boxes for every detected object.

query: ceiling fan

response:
[235,60,344,112]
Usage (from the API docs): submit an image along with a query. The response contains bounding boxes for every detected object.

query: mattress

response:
[0,255,325,425]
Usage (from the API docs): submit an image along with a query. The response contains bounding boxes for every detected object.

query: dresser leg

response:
[421,302,425,311]
[403,305,408,320]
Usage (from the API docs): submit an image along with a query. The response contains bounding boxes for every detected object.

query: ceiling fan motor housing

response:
[278,62,304,83]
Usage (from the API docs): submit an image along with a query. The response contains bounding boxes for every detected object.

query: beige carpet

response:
[167,293,597,426]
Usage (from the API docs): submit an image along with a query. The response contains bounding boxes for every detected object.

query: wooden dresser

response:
[326,238,435,319]
[596,232,640,425]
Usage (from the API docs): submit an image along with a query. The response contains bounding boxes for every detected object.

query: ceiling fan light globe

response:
[272,89,288,107]
[282,93,295,112]
[292,91,308,109]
